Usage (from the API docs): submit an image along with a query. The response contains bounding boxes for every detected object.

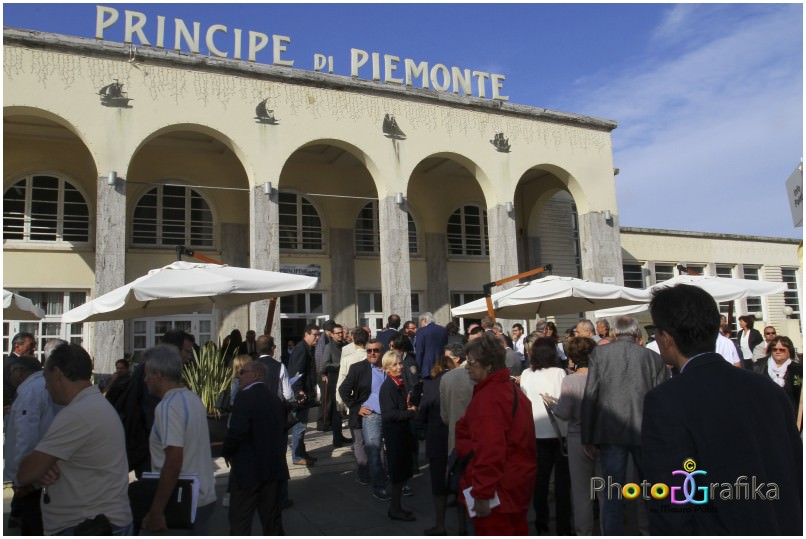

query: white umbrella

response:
[62,261,319,323]
[450,275,649,319]
[593,275,788,318]
[3,289,46,320]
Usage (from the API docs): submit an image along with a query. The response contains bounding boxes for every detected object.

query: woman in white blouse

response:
[519,336,571,535]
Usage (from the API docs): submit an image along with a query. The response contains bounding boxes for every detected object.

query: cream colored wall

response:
[354,258,382,290]
[4,43,617,219]
[3,249,95,289]
[621,232,799,267]
[447,260,491,292]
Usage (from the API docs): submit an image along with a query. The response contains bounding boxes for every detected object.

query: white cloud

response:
[559,4,802,237]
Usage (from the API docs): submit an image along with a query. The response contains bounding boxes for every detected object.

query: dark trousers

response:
[326,371,348,442]
[534,438,572,534]
[229,480,284,535]
[13,488,44,536]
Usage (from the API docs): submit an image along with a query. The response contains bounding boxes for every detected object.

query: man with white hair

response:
[140,344,217,533]
[580,315,669,535]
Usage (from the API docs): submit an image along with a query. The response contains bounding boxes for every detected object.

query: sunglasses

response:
[366,348,382,354]
[771,347,789,353]
[765,332,777,336]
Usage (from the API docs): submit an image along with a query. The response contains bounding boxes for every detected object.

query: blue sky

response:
[3,2,803,239]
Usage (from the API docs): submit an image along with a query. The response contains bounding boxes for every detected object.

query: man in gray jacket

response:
[580,315,669,535]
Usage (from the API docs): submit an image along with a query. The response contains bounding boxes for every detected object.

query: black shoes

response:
[388,509,416,521]
[332,437,352,448]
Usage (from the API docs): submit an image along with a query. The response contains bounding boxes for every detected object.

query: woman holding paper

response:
[454,333,537,535]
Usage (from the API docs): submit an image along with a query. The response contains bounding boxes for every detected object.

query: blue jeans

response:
[290,408,309,461]
[361,412,386,491]
[598,444,642,536]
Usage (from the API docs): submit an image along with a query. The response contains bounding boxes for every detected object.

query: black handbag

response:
[74,514,112,535]
[445,449,474,494]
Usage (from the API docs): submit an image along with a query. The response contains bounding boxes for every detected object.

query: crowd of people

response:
[2,286,803,535]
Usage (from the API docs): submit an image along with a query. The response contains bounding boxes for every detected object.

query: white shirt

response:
[519,367,567,438]
[150,387,217,507]
[513,335,525,355]
[649,336,739,366]
[716,334,741,366]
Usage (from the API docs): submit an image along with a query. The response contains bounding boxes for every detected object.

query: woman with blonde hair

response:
[379,351,418,521]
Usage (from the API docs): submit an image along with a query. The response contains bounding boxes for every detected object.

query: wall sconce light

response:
[107,171,117,186]
[395,192,404,205]
[604,210,613,224]
[263,182,272,195]
[505,201,514,214]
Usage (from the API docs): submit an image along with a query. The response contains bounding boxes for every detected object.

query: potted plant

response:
[182,343,233,450]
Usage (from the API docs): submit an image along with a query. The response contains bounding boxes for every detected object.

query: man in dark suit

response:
[642,284,802,535]
[286,324,320,466]
[238,330,258,358]
[581,315,669,535]
[223,361,289,535]
[376,314,401,350]
[4,332,36,410]
[414,312,448,380]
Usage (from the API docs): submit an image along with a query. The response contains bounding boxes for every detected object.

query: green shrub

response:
[182,344,232,417]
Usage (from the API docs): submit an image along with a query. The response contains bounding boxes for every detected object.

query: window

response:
[2,290,88,359]
[622,264,644,289]
[279,192,323,250]
[354,201,418,254]
[357,292,384,333]
[743,266,762,315]
[3,174,90,243]
[451,291,484,333]
[447,205,488,256]
[132,185,213,247]
[654,264,675,284]
[129,315,212,360]
[781,268,800,322]
[715,265,736,336]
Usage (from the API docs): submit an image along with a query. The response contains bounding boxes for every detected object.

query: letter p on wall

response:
[96,5,119,39]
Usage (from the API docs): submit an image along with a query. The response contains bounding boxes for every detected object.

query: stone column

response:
[249,184,280,337]
[487,204,519,284]
[425,233,450,323]
[577,211,623,285]
[330,228,356,325]
[378,196,412,322]
[487,203,520,328]
[93,174,126,373]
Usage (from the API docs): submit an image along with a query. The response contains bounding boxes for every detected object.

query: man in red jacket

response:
[455,333,537,535]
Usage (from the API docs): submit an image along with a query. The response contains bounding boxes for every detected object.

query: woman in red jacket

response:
[455,333,537,535]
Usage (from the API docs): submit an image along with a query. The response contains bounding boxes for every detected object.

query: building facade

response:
[3,28,800,371]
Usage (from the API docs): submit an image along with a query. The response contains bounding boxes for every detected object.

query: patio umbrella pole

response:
[264,297,278,336]
[482,264,552,322]
[176,245,224,265]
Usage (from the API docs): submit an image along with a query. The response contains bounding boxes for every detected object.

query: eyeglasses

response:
[771,347,789,353]
[366,348,382,354]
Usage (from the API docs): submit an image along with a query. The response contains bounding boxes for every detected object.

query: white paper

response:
[462,487,501,517]
[141,472,200,523]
